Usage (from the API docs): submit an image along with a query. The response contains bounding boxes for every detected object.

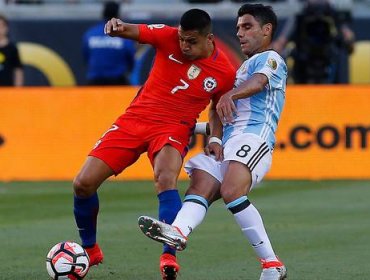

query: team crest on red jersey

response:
[203,77,217,92]
[187,64,201,80]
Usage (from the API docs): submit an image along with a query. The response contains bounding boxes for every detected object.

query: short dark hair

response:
[238,4,278,38]
[180,9,212,35]
[103,1,120,21]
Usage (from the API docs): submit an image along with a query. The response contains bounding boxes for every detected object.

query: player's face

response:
[236,14,271,56]
[178,27,213,60]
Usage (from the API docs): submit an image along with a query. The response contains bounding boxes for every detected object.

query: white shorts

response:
[185,134,272,190]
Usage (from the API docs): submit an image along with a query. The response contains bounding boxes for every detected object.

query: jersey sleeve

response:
[138,24,175,48]
[253,51,287,89]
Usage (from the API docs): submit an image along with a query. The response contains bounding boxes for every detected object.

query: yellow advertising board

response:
[271,85,370,179]
[0,86,369,181]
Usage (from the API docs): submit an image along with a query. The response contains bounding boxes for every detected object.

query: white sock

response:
[172,201,207,237]
[233,203,278,261]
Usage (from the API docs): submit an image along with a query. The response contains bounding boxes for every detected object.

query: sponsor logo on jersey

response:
[168,136,182,145]
[268,58,277,70]
[203,77,217,92]
[187,64,201,80]
[168,54,183,64]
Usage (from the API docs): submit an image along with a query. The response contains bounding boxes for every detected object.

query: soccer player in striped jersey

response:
[139,4,288,280]
[72,8,235,280]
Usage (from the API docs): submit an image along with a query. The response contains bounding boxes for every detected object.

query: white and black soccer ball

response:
[46,241,90,280]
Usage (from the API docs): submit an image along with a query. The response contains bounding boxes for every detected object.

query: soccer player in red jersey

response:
[72,9,236,280]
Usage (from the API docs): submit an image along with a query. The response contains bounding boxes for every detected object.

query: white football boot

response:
[259,258,287,280]
[138,216,187,251]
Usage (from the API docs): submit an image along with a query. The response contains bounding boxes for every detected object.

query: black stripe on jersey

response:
[247,142,268,170]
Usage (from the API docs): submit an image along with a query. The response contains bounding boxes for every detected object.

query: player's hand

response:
[216,92,237,124]
[104,17,125,36]
[204,142,223,162]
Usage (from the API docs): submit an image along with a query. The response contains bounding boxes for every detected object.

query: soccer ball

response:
[46,241,90,280]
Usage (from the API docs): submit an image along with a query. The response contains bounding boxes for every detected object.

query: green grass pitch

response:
[1,180,370,279]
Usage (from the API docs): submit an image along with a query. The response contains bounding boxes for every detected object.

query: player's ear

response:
[263,23,272,37]
[207,33,214,43]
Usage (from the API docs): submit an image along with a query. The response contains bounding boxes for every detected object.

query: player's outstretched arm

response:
[216,73,268,123]
[104,17,140,41]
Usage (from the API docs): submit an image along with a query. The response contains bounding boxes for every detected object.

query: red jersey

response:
[124,24,236,127]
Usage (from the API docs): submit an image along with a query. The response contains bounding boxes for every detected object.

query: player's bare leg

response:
[153,145,183,280]
[73,156,114,266]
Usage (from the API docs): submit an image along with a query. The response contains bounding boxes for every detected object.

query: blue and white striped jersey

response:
[223,50,287,150]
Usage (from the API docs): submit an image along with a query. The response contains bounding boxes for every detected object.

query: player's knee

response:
[154,170,177,192]
[186,184,217,204]
[73,175,96,198]
[220,185,237,203]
